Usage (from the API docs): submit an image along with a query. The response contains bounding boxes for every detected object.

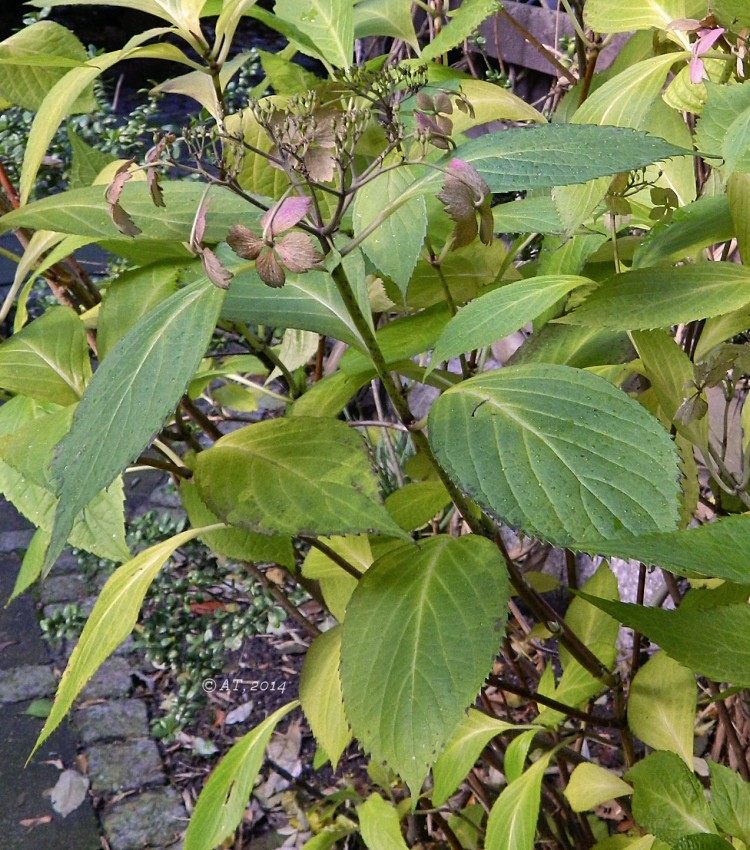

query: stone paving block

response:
[43,595,98,620]
[39,574,88,605]
[50,552,85,574]
[0,555,50,670]
[58,633,137,663]
[0,528,35,552]
[88,739,165,793]
[76,699,149,745]
[0,499,31,532]
[0,698,100,850]
[0,664,56,703]
[80,655,133,699]
[103,789,186,850]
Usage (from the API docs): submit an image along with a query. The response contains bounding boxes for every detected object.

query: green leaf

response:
[152,51,253,118]
[633,195,734,269]
[358,793,410,850]
[565,763,633,812]
[302,535,372,621]
[29,0,208,32]
[32,525,218,759]
[97,263,182,360]
[0,21,94,112]
[195,418,409,540]
[539,231,608,277]
[492,196,563,234]
[46,280,224,574]
[353,167,427,295]
[430,276,589,368]
[6,230,71,333]
[184,701,299,850]
[274,0,353,68]
[567,564,620,666]
[708,760,750,846]
[428,364,680,546]
[421,0,500,61]
[573,53,685,129]
[631,329,708,449]
[180,478,295,569]
[404,240,506,310]
[576,515,750,581]
[341,304,450,374]
[551,178,610,235]
[0,400,128,566]
[560,263,750,330]
[188,354,267,399]
[584,0,695,34]
[256,48,320,94]
[448,125,688,194]
[626,752,715,844]
[214,0,260,54]
[271,328,319,380]
[353,0,418,49]
[485,750,555,850]
[537,565,619,724]
[9,528,50,602]
[291,368,375,419]
[713,0,750,28]
[66,126,117,189]
[628,651,696,766]
[24,698,53,719]
[224,107,290,198]
[450,79,546,130]
[18,29,173,204]
[222,266,365,350]
[576,592,750,686]
[508,323,634,370]
[695,81,750,174]
[2,181,258,243]
[503,727,539,784]
[672,837,735,850]
[0,307,91,405]
[299,626,351,768]
[385,481,451,532]
[340,535,509,796]
[432,710,535,806]
[728,172,750,264]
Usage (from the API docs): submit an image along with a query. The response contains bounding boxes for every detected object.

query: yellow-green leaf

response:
[0,308,90,405]
[628,651,696,766]
[299,626,351,768]
[31,525,221,759]
[184,701,299,850]
[359,794,410,850]
[565,763,633,812]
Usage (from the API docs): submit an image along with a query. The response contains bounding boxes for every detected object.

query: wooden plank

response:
[478,1,624,75]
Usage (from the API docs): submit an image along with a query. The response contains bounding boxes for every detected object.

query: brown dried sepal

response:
[436,158,493,249]
[227,225,265,260]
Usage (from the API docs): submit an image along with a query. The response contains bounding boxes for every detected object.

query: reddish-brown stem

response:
[180,395,223,442]
[487,674,623,728]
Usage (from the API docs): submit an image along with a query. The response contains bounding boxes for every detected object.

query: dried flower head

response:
[436,159,493,249]
[227,196,322,288]
[263,99,339,182]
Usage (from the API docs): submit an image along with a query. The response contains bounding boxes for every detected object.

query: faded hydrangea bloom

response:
[436,158,494,249]
[227,196,322,288]
[268,104,338,182]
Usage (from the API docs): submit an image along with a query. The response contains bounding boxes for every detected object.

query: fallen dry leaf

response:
[50,769,90,818]
[20,816,52,828]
